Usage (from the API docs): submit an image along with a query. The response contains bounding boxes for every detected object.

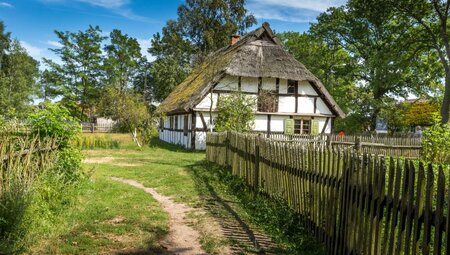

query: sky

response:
[0,0,346,66]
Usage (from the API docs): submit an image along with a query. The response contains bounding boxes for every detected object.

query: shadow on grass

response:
[187,160,325,255]
[148,137,199,153]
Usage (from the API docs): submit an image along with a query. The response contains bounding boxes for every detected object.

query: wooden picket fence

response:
[206,131,449,255]
[251,132,422,159]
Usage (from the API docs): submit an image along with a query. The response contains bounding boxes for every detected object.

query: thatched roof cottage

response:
[158,22,345,150]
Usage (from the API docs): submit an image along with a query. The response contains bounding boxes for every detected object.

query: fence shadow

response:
[188,161,288,254]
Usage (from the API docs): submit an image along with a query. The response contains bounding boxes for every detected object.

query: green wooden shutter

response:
[284,119,294,135]
[311,120,319,135]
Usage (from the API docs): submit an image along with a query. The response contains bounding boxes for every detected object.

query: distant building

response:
[157,22,345,150]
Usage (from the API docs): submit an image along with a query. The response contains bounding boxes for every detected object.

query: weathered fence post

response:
[355,136,361,153]
[254,134,261,196]
[225,131,230,167]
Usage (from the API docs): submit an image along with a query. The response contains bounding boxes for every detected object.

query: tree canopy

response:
[148,0,256,102]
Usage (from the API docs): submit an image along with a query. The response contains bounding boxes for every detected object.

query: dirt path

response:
[110,177,206,255]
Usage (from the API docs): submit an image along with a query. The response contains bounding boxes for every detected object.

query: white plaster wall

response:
[196,93,218,110]
[253,115,268,131]
[215,75,238,90]
[297,97,315,113]
[241,77,258,93]
[262,77,276,91]
[159,114,192,149]
[196,112,217,129]
[278,97,295,113]
[316,98,332,115]
[195,131,207,150]
[298,81,318,95]
[270,115,286,132]
[279,79,288,93]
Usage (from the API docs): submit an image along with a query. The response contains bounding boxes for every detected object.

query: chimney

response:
[230,35,240,45]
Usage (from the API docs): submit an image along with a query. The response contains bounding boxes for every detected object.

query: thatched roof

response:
[158,22,345,118]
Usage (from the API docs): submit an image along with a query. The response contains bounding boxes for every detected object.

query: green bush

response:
[28,102,81,148]
[215,92,256,132]
[422,114,450,165]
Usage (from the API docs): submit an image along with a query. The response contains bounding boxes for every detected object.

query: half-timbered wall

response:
[195,75,333,115]
[160,75,336,150]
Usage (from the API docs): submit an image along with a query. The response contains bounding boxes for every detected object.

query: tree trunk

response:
[441,72,450,123]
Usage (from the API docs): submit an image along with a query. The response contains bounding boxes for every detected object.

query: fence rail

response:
[206,131,448,255]
[251,132,422,159]
[81,123,115,133]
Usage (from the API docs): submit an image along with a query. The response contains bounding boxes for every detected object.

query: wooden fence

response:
[251,132,422,159]
[81,123,115,133]
[206,131,449,255]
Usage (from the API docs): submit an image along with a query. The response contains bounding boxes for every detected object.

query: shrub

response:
[422,114,450,164]
[27,102,81,148]
[215,92,256,132]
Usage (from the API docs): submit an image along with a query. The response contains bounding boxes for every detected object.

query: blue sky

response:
[0,0,345,66]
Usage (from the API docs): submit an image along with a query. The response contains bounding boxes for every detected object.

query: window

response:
[287,79,297,94]
[257,90,277,112]
[183,115,189,136]
[170,116,174,129]
[294,119,310,134]
[175,116,179,130]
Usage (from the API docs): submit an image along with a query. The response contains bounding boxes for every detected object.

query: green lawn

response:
[31,133,323,254]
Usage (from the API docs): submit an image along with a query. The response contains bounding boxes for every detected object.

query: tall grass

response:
[0,135,58,254]
[74,134,121,149]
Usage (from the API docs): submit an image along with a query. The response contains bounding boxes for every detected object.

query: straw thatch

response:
[158,22,345,118]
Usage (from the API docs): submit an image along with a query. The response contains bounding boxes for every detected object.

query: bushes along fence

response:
[206,131,448,255]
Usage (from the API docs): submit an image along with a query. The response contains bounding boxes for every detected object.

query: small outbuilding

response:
[157,22,345,150]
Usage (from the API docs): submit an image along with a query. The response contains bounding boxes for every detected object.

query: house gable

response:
[157,22,345,118]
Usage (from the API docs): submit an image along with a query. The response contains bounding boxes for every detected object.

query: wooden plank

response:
[387,158,402,255]
[433,166,445,255]
[422,164,434,255]
[412,163,425,255]
[403,161,416,255]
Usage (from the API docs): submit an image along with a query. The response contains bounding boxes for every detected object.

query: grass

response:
[30,133,323,254]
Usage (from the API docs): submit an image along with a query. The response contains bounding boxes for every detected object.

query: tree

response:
[312,1,441,129]
[149,0,256,102]
[43,25,106,120]
[278,31,357,114]
[0,39,39,118]
[215,92,256,132]
[97,86,151,132]
[104,29,144,93]
[380,0,450,124]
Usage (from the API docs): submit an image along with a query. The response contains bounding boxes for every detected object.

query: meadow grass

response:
[31,133,322,254]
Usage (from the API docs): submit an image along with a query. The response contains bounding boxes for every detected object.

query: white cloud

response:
[249,0,345,12]
[0,2,13,8]
[76,0,129,8]
[47,40,63,47]
[20,41,43,59]
[247,0,345,23]
[137,38,155,62]
[40,0,152,23]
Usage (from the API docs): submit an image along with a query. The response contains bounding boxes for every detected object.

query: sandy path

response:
[110,177,206,255]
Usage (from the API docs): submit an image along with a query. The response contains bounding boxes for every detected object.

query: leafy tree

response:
[0,39,39,118]
[0,21,11,71]
[104,29,144,93]
[149,0,256,102]
[279,31,365,131]
[43,26,106,120]
[133,58,153,104]
[422,114,450,164]
[381,0,450,124]
[97,87,151,132]
[313,1,441,129]
[215,92,256,132]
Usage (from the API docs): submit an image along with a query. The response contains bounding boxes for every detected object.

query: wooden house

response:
[157,22,345,150]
